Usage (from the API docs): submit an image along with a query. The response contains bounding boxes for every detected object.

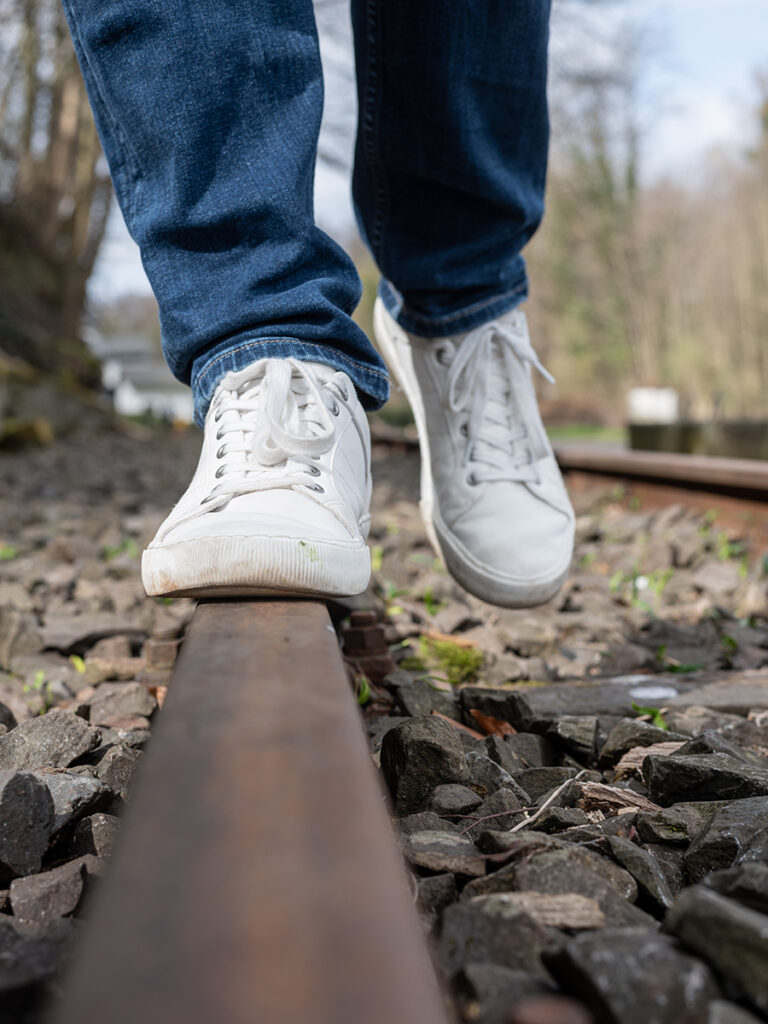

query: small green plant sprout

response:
[23,670,54,713]
[631,701,669,730]
[418,634,483,685]
[0,542,18,561]
[421,584,445,617]
[371,545,383,572]
[579,551,596,570]
[656,643,705,674]
[717,532,746,562]
[69,655,86,674]
[102,537,140,561]
[356,674,371,706]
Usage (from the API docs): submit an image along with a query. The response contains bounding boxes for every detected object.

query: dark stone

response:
[545,716,599,763]
[440,899,554,975]
[644,844,685,896]
[473,831,559,860]
[428,784,482,817]
[505,732,557,769]
[391,677,460,720]
[366,716,409,754]
[607,836,674,917]
[530,807,590,834]
[399,830,485,877]
[635,804,712,847]
[415,873,457,922]
[466,751,531,803]
[461,788,526,839]
[644,753,768,805]
[0,770,54,883]
[452,965,557,1024]
[396,811,459,835]
[9,857,87,926]
[0,709,101,771]
[32,769,111,835]
[513,767,580,803]
[0,915,77,993]
[380,716,470,815]
[0,702,17,732]
[703,863,768,915]
[93,744,142,804]
[675,731,766,767]
[665,886,768,1015]
[486,734,529,775]
[69,813,120,859]
[544,927,718,1024]
[598,718,687,767]
[683,797,768,883]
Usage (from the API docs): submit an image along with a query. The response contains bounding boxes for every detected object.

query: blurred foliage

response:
[0,0,109,385]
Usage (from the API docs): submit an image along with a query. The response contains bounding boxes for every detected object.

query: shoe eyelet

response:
[435,346,451,366]
[215,428,224,441]
[459,422,469,437]
[216,444,226,459]
[329,401,340,416]
[214,407,222,422]
[306,465,321,477]
[467,473,478,486]
[309,483,325,493]
[215,466,225,479]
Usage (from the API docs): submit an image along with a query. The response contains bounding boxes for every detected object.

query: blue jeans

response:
[61,0,551,425]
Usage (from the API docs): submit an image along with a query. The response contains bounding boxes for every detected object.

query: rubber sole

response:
[141,534,371,599]
[373,298,571,609]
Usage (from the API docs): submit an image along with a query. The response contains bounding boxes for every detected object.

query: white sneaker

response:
[373,298,574,608]
[141,358,372,598]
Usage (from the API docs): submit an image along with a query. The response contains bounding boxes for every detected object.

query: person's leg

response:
[351,0,574,609]
[351,0,550,336]
[61,0,384,597]
[60,0,388,425]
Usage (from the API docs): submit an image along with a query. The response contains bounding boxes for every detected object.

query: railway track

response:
[42,441,768,1024]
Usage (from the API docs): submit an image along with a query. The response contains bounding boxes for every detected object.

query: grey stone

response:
[513,767,580,803]
[415,873,457,922]
[380,716,470,814]
[635,804,714,847]
[644,752,768,805]
[644,844,685,896]
[608,836,675,917]
[474,892,605,931]
[669,676,768,715]
[665,705,744,737]
[666,886,768,1015]
[530,807,590,834]
[0,708,101,771]
[32,769,111,835]
[92,744,141,803]
[0,915,77,993]
[40,612,147,654]
[69,813,120,859]
[462,788,526,839]
[683,797,768,882]
[391,677,460,720]
[703,863,768,915]
[675,731,767,767]
[440,899,553,975]
[396,811,459,835]
[9,857,87,926]
[466,751,531,803]
[0,770,54,883]
[0,607,42,672]
[399,830,486,877]
[428,784,482,817]
[707,1000,764,1024]
[598,718,687,767]
[545,716,599,762]
[544,927,718,1024]
[485,733,529,775]
[452,965,557,1024]
[88,682,157,725]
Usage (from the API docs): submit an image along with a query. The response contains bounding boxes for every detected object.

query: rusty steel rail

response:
[52,600,448,1024]
[554,442,768,500]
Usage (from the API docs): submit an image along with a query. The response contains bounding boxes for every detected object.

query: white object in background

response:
[626,387,679,424]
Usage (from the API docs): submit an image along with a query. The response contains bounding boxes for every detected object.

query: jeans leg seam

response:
[361,0,388,264]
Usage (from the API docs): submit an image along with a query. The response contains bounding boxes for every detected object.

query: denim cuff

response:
[190,337,390,427]
[379,268,529,339]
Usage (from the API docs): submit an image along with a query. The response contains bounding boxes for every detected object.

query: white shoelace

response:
[444,313,554,485]
[199,359,341,515]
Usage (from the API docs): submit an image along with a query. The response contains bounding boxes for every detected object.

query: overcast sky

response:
[88,0,768,303]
